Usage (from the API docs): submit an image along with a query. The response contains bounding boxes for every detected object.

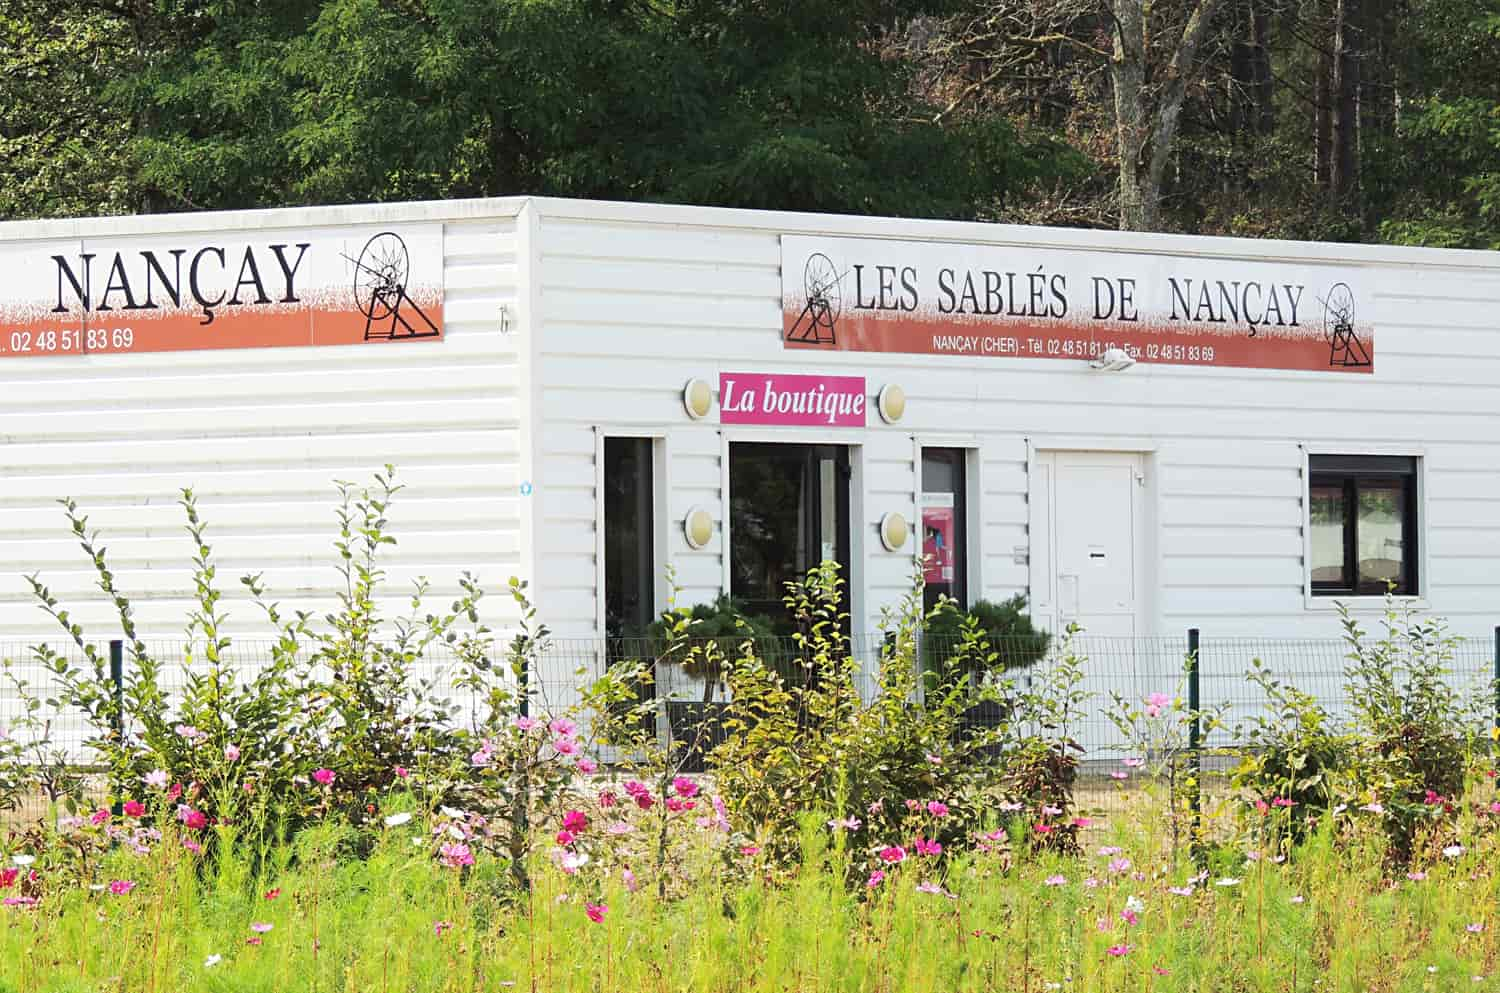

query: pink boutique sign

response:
[719,372,867,427]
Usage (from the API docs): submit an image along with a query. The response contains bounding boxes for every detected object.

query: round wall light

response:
[684,506,715,549]
[683,379,713,420]
[878,511,910,552]
[877,383,906,424]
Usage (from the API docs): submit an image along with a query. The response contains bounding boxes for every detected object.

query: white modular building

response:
[2,196,1499,731]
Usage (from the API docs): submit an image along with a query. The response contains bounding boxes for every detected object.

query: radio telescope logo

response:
[786,253,845,346]
[1322,282,1369,368]
[346,232,439,342]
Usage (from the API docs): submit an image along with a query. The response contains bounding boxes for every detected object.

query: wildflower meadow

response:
[3,472,1499,992]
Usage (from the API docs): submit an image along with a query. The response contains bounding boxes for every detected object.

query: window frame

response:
[595,431,668,639]
[1302,447,1426,607]
[919,446,971,610]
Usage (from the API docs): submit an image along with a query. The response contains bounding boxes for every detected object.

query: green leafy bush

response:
[923,595,1050,682]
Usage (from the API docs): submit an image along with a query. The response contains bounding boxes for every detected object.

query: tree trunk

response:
[1315,0,1334,190]
[1251,0,1274,134]
[1330,0,1361,208]
[1111,0,1150,230]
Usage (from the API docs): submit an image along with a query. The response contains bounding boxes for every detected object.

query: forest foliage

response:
[2,0,1498,246]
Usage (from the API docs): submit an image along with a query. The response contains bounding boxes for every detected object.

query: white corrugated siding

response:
[1,202,527,648]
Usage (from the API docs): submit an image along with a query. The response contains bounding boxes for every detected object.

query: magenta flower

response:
[868,799,885,815]
[1271,796,1296,808]
[1121,909,1139,926]
[562,810,589,833]
[739,845,760,857]
[1098,846,1122,856]
[913,837,942,857]
[1106,944,1133,957]
[224,744,241,762]
[395,765,410,778]
[246,937,262,946]
[1040,804,1062,817]
[554,738,579,756]
[634,793,655,811]
[440,842,474,869]
[878,845,908,864]
[1072,817,1094,828]
[107,880,136,895]
[597,789,618,808]
[183,838,203,855]
[90,808,109,826]
[622,867,639,893]
[1144,692,1172,718]
[915,881,944,895]
[1034,823,1054,834]
[122,800,144,818]
[926,801,950,818]
[555,830,575,847]
[1168,886,1194,897]
[514,716,535,732]
[1122,757,1146,769]
[867,869,886,888]
[1110,771,1129,781]
[1468,923,1485,934]
[312,769,335,786]
[2,896,37,907]
[576,757,599,775]
[585,902,608,924]
[1044,875,1067,887]
[827,816,862,831]
[1408,871,1428,882]
[550,717,578,738]
[1107,857,1132,875]
[250,922,273,934]
[926,754,943,765]
[434,920,453,937]
[672,777,700,799]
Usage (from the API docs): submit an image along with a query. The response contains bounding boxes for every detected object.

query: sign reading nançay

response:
[781,235,1374,373]
[719,372,866,426]
[1,224,443,358]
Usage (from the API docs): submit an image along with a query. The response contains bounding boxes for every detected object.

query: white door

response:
[1050,452,1143,639]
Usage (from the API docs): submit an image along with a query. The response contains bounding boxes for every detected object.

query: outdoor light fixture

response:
[682,378,714,419]
[878,512,910,552]
[1089,347,1136,372]
[877,383,906,423]
[684,506,715,549]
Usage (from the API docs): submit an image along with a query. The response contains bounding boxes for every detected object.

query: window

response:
[921,448,968,612]
[603,437,656,639]
[1309,455,1418,596]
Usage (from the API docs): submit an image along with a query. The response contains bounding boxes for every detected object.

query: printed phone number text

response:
[1019,338,1218,363]
[4,328,134,355]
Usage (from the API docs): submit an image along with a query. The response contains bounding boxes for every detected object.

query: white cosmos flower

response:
[1124,895,1145,914]
[1443,844,1465,858]
[439,806,466,819]
[204,954,223,968]
[384,812,413,827]
[411,837,425,846]
[10,855,34,867]
[1215,877,1242,887]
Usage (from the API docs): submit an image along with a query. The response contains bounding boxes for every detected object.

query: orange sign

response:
[782,235,1374,373]
[1,225,443,358]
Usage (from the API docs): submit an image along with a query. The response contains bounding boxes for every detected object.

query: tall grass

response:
[5,781,1500,993]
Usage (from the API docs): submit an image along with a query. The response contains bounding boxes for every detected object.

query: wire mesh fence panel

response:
[1,628,1495,782]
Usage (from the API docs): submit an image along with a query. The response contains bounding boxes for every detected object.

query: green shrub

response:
[923,595,1050,682]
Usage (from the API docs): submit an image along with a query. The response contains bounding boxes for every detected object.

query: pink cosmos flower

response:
[143,769,169,790]
[606,822,633,835]
[867,870,886,888]
[905,799,921,812]
[556,830,575,847]
[440,842,475,868]
[598,790,618,808]
[514,716,535,732]
[108,880,136,895]
[181,808,207,830]
[1122,757,1145,769]
[623,780,650,799]
[1168,886,1194,897]
[1040,804,1062,817]
[739,845,760,856]
[246,937,262,946]
[1489,801,1500,815]
[926,754,942,765]
[434,920,453,937]
[395,765,410,778]
[224,744,241,762]
[1108,857,1131,875]
[183,839,203,855]
[1153,967,1170,976]
[878,845,907,864]
[1254,800,1270,815]
[554,739,579,756]
[622,867,639,893]
[913,838,942,857]
[1271,797,1296,808]
[1072,817,1094,828]
[1034,823,1054,834]
[166,783,183,802]
[576,757,598,775]
[123,800,144,818]
[1110,771,1129,781]
[1106,944,1132,957]
[1098,846,1122,856]
[868,799,885,815]
[1121,909,1139,926]
[585,903,607,924]
[1468,923,1485,934]
[1408,871,1428,882]
[672,777,699,799]
[250,922,273,933]
[0,869,17,889]
[312,769,335,786]
[926,801,950,818]
[264,889,281,900]
[1144,692,1172,718]
[1044,875,1067,887]
[90,808,109,826]
[2,896,37,908]
[562,810,589,833]
[665,798,687,813]
[996,801,1024,812]
[634,793,655,811]
[915,882,944,895]
[1084,877,1102,889]
[550,717,578,738]
[827,816,862,831]
[1289,895,1305,904]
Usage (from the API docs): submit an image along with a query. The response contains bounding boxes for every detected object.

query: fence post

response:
[1493,626,1499,742]
[109,640,124,817]
[1186,627,1202,859]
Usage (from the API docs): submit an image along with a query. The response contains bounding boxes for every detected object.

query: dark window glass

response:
[729,443,850,630]
[921,449,968,612]
[604,438,655,639]
[1309,455,1418,596]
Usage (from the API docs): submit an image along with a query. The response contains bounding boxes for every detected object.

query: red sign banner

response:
[781,235,1374,373]
[1,225,443,358]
